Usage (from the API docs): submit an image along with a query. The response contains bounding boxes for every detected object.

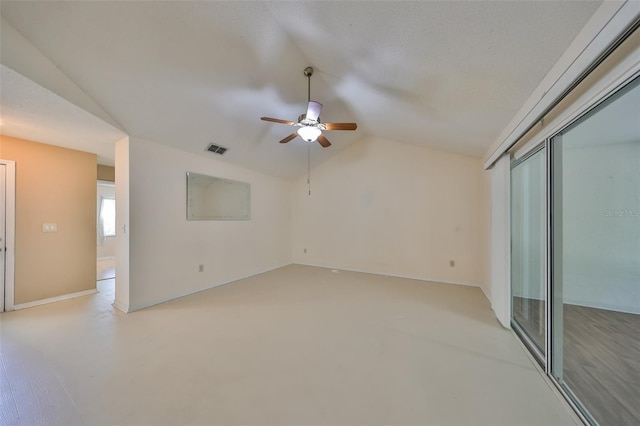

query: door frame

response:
[0,159,16,312]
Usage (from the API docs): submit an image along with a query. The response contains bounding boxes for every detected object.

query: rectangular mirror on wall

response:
[186,172,251,221]
[551,75,640,425]
[511,147,547,360]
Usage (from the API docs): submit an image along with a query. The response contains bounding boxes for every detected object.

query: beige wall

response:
[292,136,488,289]
[0,135,97,304]
[97,165,115,182]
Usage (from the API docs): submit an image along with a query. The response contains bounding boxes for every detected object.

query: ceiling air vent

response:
[206,143,227,155]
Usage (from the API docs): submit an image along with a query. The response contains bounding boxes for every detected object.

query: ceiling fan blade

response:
[317,134,332,148]
[279,132,299,144]
[306,101,323,121]
[323,122,357,131]
[261,117,296,126]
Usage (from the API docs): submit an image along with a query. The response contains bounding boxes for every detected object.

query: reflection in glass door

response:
[511,148,546,359]
[551,75,640,425]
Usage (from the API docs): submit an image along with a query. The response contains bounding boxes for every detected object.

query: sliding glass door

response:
[550,75,640,425]
[511,148,546,360]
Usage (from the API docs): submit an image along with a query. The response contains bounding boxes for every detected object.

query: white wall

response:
[563,141,640,314]
[292,136,487,290]
[490,154,511,328]
[97,183,116,259]
[127,138,292,311]
[114,137,130,312]
[480,168,492,301]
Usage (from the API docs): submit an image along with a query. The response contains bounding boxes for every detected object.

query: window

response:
[549,75,639,425]
[100,198,116,237]
[510,74,640,426]
[511,147,546,360]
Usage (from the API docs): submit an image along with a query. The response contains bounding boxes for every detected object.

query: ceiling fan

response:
[261,67,357,148]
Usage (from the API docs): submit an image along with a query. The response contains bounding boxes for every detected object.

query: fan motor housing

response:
[298,114,320,124]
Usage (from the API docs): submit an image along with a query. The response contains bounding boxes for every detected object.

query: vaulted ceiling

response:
[0,1,602,178]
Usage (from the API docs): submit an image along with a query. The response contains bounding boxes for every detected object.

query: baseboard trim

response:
[563,297,640,315]
[293,261,482,288]
[112,300,130,313]
[13,289,98,310]
[126,262,292,313]
[123,262,484,313]
[480,285,492,304]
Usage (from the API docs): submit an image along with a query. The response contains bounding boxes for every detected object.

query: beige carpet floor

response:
[0,265,578,425]
[96,257,115,281]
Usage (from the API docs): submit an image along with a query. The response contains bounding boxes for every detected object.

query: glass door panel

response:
[511,147,546,358]
[551,75,640,425]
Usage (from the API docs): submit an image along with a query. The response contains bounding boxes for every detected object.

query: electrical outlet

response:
[42,223,57,233]
[449,260,455,267]
[198,264,204,272]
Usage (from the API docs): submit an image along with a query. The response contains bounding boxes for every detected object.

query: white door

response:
[1,164,6,312]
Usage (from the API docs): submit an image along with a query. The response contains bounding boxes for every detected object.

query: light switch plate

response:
[43,223,57,233]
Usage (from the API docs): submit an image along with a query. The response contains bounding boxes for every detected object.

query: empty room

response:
[0,2,638,425]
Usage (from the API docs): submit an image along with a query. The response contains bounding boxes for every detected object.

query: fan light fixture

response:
[260,66,357,148]
[297,126,322,142]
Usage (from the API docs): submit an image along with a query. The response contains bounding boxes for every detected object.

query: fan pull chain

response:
[307,143,311,196]
[305,67,311,195]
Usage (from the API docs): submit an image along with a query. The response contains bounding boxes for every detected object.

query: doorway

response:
[97,181,116,284]
[549,75,640,425]
[511,146,546,362]
[510,74,640,425]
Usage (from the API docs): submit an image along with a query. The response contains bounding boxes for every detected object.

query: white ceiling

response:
[0,1,602,178]
[0,65,126,165]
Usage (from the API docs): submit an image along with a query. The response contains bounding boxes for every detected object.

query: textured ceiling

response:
[0,65,126,165]
[0,1,602,178]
